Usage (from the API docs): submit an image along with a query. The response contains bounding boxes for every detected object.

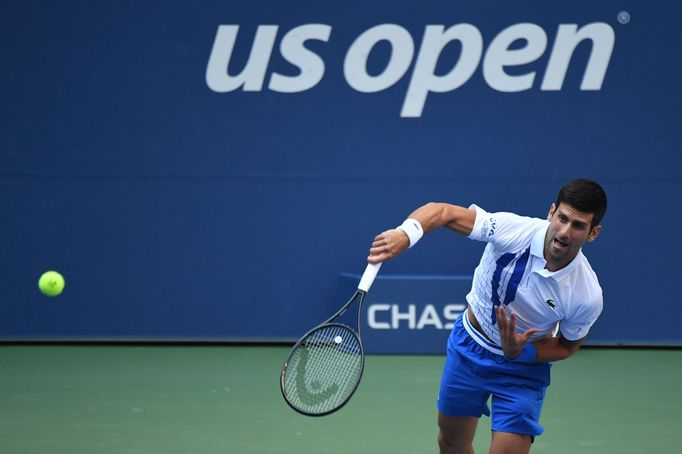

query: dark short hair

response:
[555,178,607,227]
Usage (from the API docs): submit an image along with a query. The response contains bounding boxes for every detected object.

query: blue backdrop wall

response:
[1,1,680,347]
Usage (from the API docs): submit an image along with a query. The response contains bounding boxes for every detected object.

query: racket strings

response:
[283,325,362,414]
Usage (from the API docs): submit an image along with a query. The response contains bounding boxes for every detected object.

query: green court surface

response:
[1,346,679,453]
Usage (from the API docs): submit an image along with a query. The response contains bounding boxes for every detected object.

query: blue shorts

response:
[437,313,551,437]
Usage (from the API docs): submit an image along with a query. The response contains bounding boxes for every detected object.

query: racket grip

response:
[358,262,382,293]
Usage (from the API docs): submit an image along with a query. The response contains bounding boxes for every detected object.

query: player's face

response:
[544,203,601,271]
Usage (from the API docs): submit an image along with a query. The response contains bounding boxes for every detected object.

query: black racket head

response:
[280,323,365,416]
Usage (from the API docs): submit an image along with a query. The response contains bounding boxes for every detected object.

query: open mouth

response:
[553,238,568,249]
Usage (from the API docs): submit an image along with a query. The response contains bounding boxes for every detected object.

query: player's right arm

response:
[368,203,476,264]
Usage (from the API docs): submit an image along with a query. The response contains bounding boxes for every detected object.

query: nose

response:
[556,223,571,238]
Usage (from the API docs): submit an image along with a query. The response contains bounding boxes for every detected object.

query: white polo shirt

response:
[465,204,603,352]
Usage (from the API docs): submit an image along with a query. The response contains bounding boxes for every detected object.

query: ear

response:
[547,203,557,221]
[587,225,601,242]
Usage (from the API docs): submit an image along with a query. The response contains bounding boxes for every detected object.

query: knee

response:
[437,430,450,449]
[438,429,472,454]
[437,413,477,454]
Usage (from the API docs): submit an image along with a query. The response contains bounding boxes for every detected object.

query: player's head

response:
[554,178,607,228]
[544,179,607,269]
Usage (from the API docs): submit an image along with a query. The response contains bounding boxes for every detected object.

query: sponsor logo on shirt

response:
[488,218,497,237]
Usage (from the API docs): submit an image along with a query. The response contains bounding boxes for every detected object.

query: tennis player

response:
[367,178,607,454]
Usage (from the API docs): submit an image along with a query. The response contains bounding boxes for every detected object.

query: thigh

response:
[438,319,493,418]
[489,431,532,454]
[438,350,492,417]
[489,373,549,438]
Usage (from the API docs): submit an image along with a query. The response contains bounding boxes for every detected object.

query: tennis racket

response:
[280,262,381,416]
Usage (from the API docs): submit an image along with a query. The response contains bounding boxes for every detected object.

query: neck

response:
[544,252,578,272]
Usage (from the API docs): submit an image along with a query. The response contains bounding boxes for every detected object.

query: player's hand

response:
[495,306,540,359]
[368,229,409,264]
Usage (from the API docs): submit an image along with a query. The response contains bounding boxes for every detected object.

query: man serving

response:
[368,178,607,454]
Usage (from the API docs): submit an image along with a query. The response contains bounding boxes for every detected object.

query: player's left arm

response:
[532,296,602,362]
[532,334,584,362]
[495,306,585,363]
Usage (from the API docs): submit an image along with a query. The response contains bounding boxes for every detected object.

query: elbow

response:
[556,348,575,361]
[557,339,583,361]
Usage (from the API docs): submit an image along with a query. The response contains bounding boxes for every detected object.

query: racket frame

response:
[280,289,368,416]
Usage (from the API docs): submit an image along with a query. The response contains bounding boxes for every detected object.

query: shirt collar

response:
[530,221,582,282]
[530,222,548,258]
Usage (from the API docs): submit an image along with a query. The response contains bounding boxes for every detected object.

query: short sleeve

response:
[559,298,603,341]
[467,204,547,252]
[467,204,494,242]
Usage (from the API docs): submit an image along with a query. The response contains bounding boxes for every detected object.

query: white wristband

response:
[397,218,424,248]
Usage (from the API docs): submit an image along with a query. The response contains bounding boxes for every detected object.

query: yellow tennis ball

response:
[38,271,65,297]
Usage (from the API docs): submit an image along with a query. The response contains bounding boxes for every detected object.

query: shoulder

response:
[572,253,602,299]
[468,204,547,252]
[565,253,603,316]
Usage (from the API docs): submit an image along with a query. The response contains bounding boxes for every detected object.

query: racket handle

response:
[358,262,382,293]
